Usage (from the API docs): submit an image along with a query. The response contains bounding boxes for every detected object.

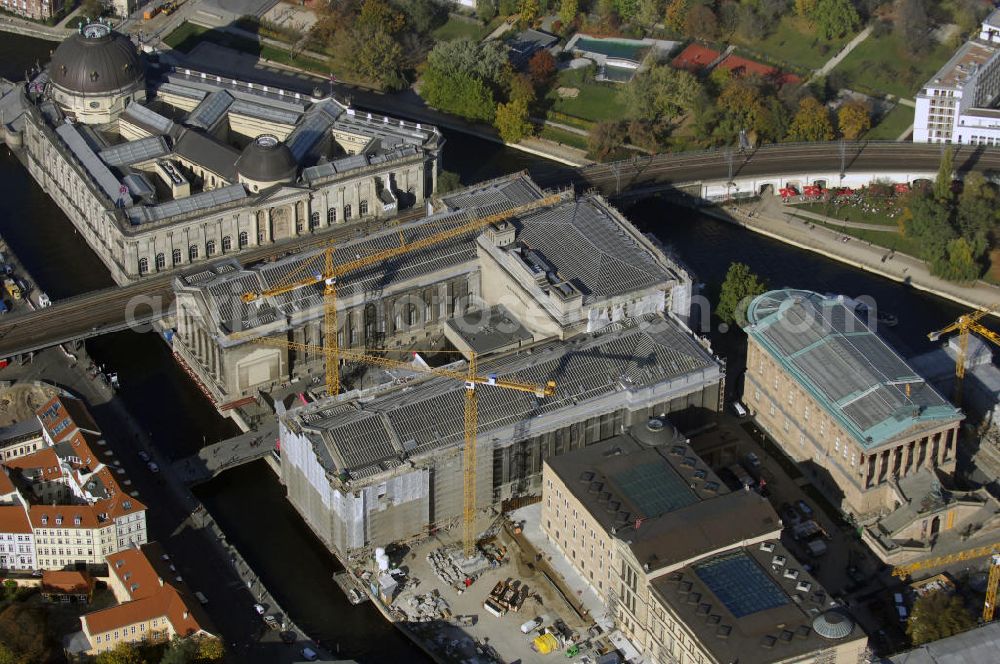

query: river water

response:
[0,33,981,660]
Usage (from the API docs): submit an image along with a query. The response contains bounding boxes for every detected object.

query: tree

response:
[934,145,954,203]
[508,73,536,105]
[527,50,557,89]
[499,0,518,15]
[398,0,448,33]
[936,237,982,281]
[956,171,997,258]
[420,39,511,120]
[495,99,533,143]
[95,642,144,664]
[438,170,462,193]
[636,0,663,26]
[0,644,15,664]
[422,70,497,121]
[558,0,579,26]
[837,100,871,139]
[813,0,859,39]
[519,0,541,26]
[620,64,701,123]
[906,590,975,645]
[80,0,106,19]
[665,0,690,32]
[477,0,498,20]
[794,0,817,17]
[161,636,198,664]
[735,4,765,41]
[614,0,641,21]
[896,0,930,57]
[195,637,225,662]
[786,97,834,142]
[902,191,956,263]
[587,121,627,162]
[684,4,718,39]
[716,262,768,326]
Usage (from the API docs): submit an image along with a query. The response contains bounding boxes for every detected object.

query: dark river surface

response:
[0,31,979,660]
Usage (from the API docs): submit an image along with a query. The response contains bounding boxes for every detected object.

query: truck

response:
[143,5,161,19]
[4,278,20,300]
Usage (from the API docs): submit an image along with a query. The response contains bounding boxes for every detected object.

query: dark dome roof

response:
[49,23,143,95]
[812,609,855,640]
[236,135,298,183]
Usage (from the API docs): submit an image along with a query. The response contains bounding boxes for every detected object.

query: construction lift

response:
[928,307,1000,407]
[892,542,1000,622]
[255,339,556,558]
[239,192,566,397]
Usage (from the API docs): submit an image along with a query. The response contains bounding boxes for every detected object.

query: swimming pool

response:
[573,37,650,62]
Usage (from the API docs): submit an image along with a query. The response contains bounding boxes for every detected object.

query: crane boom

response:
[927,307,1000,406]
[892,541,1000,579]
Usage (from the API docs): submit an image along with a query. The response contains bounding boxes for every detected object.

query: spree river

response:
[0,32,980,660]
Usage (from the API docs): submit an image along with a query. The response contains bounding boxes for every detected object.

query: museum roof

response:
[48,23,143,95]
[889,620,1000,664]
[172,128,240,181]
[445,305,534,355]
[285,314,720,479]
[744,289,960,450]
[650,542,863,664]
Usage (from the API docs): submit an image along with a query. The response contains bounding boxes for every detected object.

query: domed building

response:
[235,135,299,191]
[48,22,145,125]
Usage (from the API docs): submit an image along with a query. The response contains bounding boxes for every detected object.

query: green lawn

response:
[796,201,901,226]
[732,15,851,71]
[867,104,913,140]
[545,71,624,123]
[539,125,589,151]
[797,216,924,258]
[835,34,954,98]
[432,16,489,42]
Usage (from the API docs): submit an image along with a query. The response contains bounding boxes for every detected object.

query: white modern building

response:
[913,10,1000,144]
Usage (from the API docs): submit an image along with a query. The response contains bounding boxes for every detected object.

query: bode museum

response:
[0,21,443,284]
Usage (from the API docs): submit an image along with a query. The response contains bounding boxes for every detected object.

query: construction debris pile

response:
[483,578,528,617]
[404,590,453,623]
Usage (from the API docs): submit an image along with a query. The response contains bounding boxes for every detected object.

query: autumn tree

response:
[837,100,871,139]
[438,170,462,193]
[665,0,690,32]
[794,0,817,17]
[636,0,663,26]
[527,50,557,89]
[956,171,998,257]
[906,590,975,645]
[420,39,510,121]
[558,0,579,26]
[620,64,701,123]
[519,0,541,26]
[786,97,834,142]
[195,637,226,662]
[477,0,498,20]
[588,121,627,162]
[934,145,954,203]
[0,644,14,664]
[896,0,931,57]
[495,98,533,143]
[95,642,144,664]
[684,4,718,39]
[717,262,768,326]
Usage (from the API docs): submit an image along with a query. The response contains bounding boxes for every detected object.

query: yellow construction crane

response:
[928,307,1000,407]
[256,339,556,558]
[892,542,1000,622]
[239,192,566,397]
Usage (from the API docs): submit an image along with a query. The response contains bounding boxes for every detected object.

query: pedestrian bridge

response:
[173,421,279,486]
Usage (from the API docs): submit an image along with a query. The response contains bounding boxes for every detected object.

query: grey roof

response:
[445,305,533,355]
[127,184,246,224]
[56,123,129,205]
[890,621,1000,664]
[172,128,240,181]
[286,99,343,163]
[123,173,155,200]
[186,89,234,130]
[157,81,208,102]
[121,103,175,135]
[745,290,961,450]
[99,136,170,167]
[49,26,143,95]
[288,315,720,476]
[650,542,862,664]
[0,417,43,445]
[301,145,419,184]
[229,98,300,125]
[235,135,298,183]
[440,174,544,211]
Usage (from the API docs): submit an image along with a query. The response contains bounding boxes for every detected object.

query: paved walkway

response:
[813,24,872,78]
[727,195,1000,314]
[788,205,899,231]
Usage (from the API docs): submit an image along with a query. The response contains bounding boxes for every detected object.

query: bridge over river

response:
[2,141,997,359]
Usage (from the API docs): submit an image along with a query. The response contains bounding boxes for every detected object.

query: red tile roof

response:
[0,468,15,495]
[42,570,95,595]
[36,396,100,444]
[0,504,30,534]
[671,44,721,72]
[4,447,64,481]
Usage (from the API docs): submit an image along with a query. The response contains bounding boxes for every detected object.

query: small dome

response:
[812,609,855,640]
[49,23,143,95]
[631,417,683,447]
[236,135,298,184]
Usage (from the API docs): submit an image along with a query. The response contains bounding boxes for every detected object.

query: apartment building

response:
[542,428,868,664]
[0,503,35,570]
[0,0,65,21]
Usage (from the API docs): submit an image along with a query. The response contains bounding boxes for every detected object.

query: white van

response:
[520,618,542,634]
[731,401,748,417]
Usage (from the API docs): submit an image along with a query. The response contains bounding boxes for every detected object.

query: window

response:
[155,253,165,270]
[327,207,337,224]
[206,240,216,256]
[834,438,840,454]
[296,218,304,232]
[238,231,248,248]
[223,235,233,252]
[310,211,320,228]
[189,245,198,261]
[257,231,265,244]
[138,257,148,275]
[360,200,369,216]
[171,249,181,266]
[344,204,352,220]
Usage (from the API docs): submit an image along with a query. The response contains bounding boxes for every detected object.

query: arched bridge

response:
[4,141,1000,359]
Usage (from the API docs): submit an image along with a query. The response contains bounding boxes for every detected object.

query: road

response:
[0,210,423,358]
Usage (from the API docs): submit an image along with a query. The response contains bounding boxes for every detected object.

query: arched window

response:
[155,253,165,270]
[257,231,266,244]
[344,204,352,220]
[327,207,337,224]
[172,249,182,266]
[206,240,217,256]
[238,231,248,248]
[138,257,149,275]
[296,218,304,233]
[223,236,233,252]
[359,200,369,216]
[310,211,320,228]
[189,245,198,261]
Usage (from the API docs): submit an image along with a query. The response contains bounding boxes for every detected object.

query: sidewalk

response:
[812,24,872,79]
[725,195,1000,315]
[788,205,900,232]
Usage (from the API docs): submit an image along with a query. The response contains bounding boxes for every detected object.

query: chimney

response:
[158,576,164,587]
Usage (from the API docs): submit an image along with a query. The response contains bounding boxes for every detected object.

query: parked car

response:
[744,452,761,469]
[253,603,266,615]
[138,450,150,462]
[301,647,319,661]
[194,591,208,605]
[147,461,159,473]
[780,504,801,527]
[796,500,814,519]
